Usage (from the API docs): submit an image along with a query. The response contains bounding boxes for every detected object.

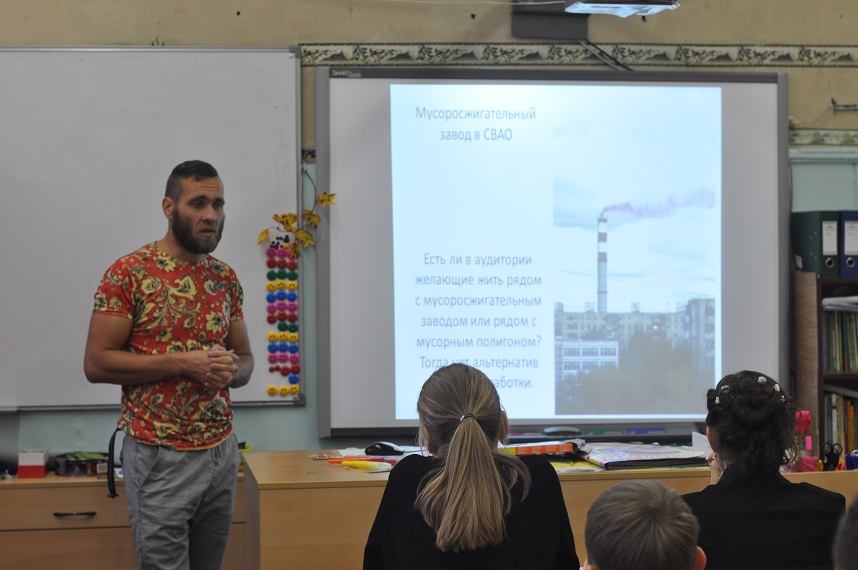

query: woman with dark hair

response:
[682,370,845,569]
[363,363,579,569]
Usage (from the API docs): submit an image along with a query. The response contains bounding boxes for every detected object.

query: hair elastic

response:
[459,412,476,423]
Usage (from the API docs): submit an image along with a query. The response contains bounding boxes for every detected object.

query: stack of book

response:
[501,440,583,457]
[822,304,858,372]
[825,387,858,451]
[502,439,710,471]
[577,442,708,470]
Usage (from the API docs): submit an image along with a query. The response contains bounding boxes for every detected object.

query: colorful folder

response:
[841,210,858,277]
[792,211,840,277]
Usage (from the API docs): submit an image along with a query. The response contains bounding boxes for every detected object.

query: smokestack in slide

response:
[598,214,607,313]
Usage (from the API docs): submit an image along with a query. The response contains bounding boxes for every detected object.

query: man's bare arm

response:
[83,312,225,386]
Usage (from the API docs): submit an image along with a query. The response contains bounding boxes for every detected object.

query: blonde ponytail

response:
[414,364,531,553]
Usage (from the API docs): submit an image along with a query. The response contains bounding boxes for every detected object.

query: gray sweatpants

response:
[121,434,240,570]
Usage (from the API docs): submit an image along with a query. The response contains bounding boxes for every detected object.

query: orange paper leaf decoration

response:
[295,228,316,248]
[303,209,321,227]
[257,228,270,245]
[317,192,336,207]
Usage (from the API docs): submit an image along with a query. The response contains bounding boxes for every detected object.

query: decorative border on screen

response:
[301,43,858,147]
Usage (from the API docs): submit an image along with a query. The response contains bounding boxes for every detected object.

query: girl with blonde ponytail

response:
[364,363,579,569]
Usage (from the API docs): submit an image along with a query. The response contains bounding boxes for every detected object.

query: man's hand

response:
[204,345,240,390]
[181,345,237,390]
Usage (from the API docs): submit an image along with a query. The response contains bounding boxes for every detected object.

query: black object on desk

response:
[365,442,405,456]
[507,423,697,445]
[821,442,843,471]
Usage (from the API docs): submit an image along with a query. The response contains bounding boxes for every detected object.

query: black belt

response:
[106,428,122,498]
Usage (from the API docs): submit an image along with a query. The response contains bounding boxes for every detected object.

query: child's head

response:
[414,363,528,553]
[584,480,705,570]
[705,370,798,475]
[416,363,506,454]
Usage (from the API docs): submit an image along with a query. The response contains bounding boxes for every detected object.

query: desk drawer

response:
[0,527,139,567]
[1,478,245,531]
[0,525,246,569]
[0,484,130,531]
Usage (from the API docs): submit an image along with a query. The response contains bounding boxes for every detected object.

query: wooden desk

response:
[0,472,245,569]
[242,451,858,570]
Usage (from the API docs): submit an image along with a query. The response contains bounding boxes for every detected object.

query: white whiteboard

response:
[0,47,300,409]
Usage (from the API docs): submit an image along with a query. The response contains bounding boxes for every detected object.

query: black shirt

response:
[363,453,580,570]
[683,467,845,570]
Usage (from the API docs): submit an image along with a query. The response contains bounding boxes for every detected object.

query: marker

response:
[327,455,373,463]
[342,460,392,472]
[329,456,400,465]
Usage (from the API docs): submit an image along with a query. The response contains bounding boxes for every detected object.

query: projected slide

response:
[390,83,721,421]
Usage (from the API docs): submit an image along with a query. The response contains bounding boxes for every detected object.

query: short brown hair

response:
[585,480,699,570]
[165,160,219,200]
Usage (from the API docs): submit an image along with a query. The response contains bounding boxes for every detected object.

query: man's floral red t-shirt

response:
[93,243,245,450]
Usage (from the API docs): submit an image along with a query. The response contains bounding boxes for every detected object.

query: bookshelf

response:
[794,272,858,453]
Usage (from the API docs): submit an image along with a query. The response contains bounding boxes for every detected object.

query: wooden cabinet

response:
[0,473,245,568]
[794,272,858,452]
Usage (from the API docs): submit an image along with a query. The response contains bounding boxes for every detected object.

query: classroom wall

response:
[4,1,858,140]
[3,0,858,461]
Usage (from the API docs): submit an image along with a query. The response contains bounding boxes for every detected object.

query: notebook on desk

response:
[578,442,708,470]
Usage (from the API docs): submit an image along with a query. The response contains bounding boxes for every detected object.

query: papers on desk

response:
[310,447,427,465]
[578,442,708,470]
[822,296,858,311]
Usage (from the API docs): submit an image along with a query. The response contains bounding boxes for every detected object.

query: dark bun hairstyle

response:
[705,370,798,476]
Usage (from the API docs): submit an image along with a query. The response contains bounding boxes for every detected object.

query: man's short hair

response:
[585,480,700,570]
[165,160,219,200]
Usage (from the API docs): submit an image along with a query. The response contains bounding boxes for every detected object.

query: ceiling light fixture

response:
[564,0,679,18]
